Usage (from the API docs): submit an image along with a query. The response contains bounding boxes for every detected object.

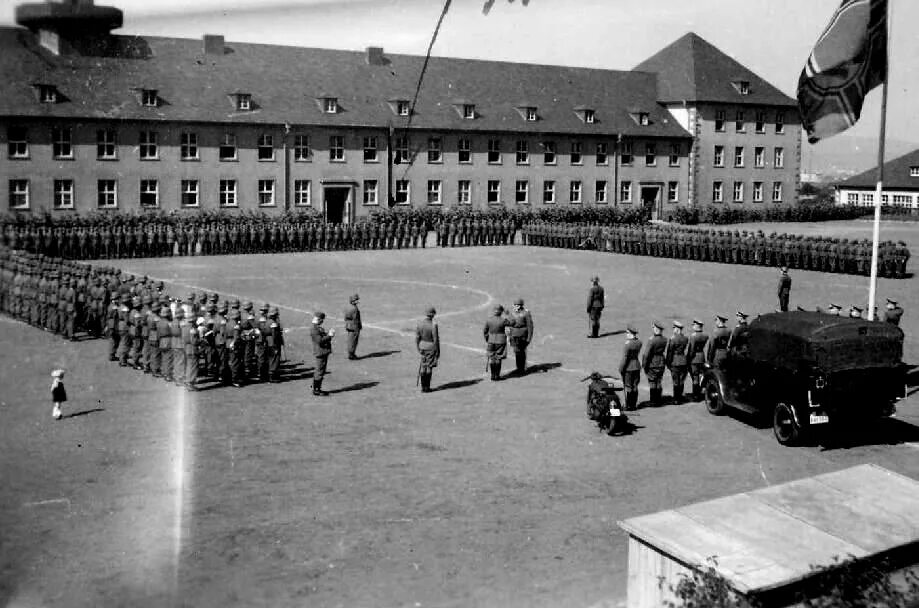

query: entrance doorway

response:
[641,186,661,220]
[323,186,350,224]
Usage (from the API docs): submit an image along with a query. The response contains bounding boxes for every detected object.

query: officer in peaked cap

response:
[777,266,792,312]
[266,306,284,383]
[705,315,731,368]
[618,325,642,411]
[665,320,689,404]
[687,319,709,401]
[586,276,605,338]
[728,311,750,356]
[508,298,534,376]
[310,311,335,396]
[882,297,903,326]
[642,321,667,406]
[416,306,440,393]
[849,305,863,319]
[344,294,362,360]
[484,304,511,381]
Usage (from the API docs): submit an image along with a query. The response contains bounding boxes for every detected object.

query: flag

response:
[797,0,887,144]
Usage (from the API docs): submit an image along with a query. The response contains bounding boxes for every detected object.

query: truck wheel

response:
[773,402,802,446]
[704,378,726,415]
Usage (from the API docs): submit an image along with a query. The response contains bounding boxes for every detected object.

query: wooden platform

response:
[618,464,919,607]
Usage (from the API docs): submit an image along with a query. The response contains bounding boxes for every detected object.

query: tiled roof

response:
[0,26,690,139]
[634,32,797,107]
[836,148,919,191]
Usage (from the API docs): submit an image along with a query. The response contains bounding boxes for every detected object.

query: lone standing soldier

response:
[642,322,668,406]
[415,306,440,393]
[665,321,689,404]
[777,266,792,312]
[705,315,731,368]
[586,276,605,338]
[882,298,903,326]
[484,304,510,381]
[508,298,534,376]
[310,311,335,396]
[687,319,709,401]
[618,326,642,411]
[344,294,362,360]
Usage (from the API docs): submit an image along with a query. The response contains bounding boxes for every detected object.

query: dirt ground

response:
[1,220,917,608]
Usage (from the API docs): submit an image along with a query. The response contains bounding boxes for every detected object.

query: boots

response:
[673,385,683,404]
[490,362,501,381]
[313,380,328,396]
[515,352,526,375]
[651,388,662,406]
[421,372,432,393]
[625,391,639,411]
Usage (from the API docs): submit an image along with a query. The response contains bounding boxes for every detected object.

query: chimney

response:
[203,34,225,55]
[366,46,385,66]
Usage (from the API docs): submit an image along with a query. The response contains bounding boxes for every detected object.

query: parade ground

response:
[2,220,918,608]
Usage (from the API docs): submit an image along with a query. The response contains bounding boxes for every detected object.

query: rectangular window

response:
[487,139,501,164]
[463,104,475,119]
[427,180,442,205]
[515,180,529,204]
[584,109,595,124]
[427,137,442,164]
[620,142,633,165]
[295,180,312,206]
[543,180,555,204]
[487,180,501,203]
[96,129,117,159]
[753,181,764,202]
[596,142,608,165]
[220,133,237,160]
[219,179,237,207]
[516,140,529,165]
[772,182,783,202]
[620,181,632,203]
[733,181,744,202]
[258,134,274,161]
[863,193,874,205]
[755,111,766,134]
[569,181,582,203]
[774,147,784,168]
[457,180,471,204]
[140,179,158,207]
[237,94,251,111]
[734,146,744,168]
[97,179,117,208]
[139,130,158,159]
[8,126,28,158]
[329,135,344,162]
[714,145,725,168]
[669,143,680,167]
[667,181,679,203]
[754,146,765,168]
[364,136,378,163]
[362,180,377,206]
[458,138,471,164]
[395,180,410,204]
[712,181,723,203]
[571,141,583,165]
[775,111,785,134]
[258,179,275,206]
[52,127,72,159]
[142,89,158,107]
[397,100,410,116]
[847,192,859,205]
[595,180,607,204]
[9,179,29,209]
[323,98,338,114]
[735,111,745,132]
[53,179,74,209]
[543,141,556,165]
[294,134,311,161]
[526,107,537,121]
[911,166,919,177]
[645,143,656,166]
[181,132,198,160]
[714,110,726,132]
[394,136,410,164]
[39,85,57,104]
[181,179,199,207]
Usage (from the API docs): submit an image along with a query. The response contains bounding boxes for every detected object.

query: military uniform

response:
[642,323,668,406]
[416,307,440,393]
[777,267,792,312]
[508,299,534,375]
[266,308,284,382]
[344,294,362,360]
[618,327,642,411]
[728,312,750,357]
[586,277,605,338]
[687,320,709,401]
[310,312,334,395]
[705,316,731,368]
[665,321,689,403]
[882,298,903,326]
[484,305,510,381]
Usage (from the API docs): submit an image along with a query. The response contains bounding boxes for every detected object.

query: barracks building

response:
[2,0,801,221]
[834,148,919,211]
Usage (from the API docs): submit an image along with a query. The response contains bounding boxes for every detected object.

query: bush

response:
[677,203,870,225]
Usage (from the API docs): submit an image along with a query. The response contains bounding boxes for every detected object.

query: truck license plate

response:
[809,414,829,425]
[610,409,621,417]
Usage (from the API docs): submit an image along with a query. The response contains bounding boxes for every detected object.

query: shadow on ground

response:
[328,381,380,394]
[434,378,483,392]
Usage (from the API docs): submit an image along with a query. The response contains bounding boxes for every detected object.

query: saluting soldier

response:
[344,294,362,360]
[586,276,605,338]
[310,311,335,396]
[687,319,709,401]
[416,306,440,393]
[484,304,510,381]
[642,322,668,406]
[665,321,689,404]
[705,315,731,368]
[882,298,903,326]
[508,298,534,376]
[777,266,792,312]
[618,326,642,411]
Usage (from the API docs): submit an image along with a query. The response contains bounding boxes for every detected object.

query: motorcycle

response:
[582,372,629,436]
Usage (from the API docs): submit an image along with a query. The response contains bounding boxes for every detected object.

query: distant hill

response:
[801,135,919,182]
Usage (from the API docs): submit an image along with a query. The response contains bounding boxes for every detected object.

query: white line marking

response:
[23,498,71,509]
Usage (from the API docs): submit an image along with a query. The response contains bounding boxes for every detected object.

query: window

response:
[543,141,556,165]
[754,147,765,168]
[258,134,274,161]
[427,180,442,205]
[755,111,766,134]
[753,181,764,202]
[362,180,376,206]
[774,147,784,168]
[294,134,311,161]
[737,80,750,95]
[394,136,410,164]
[772,182,783,202]
[847,193,859,205]
[715,110,726,132]
[516,140,529,164]
[140,179,158,207]
[457,180,471,204]
[487,180,501,204]
[9,180,29,209]
[142,89,158,107]
[181,132,198,160]
[219,179,237,207]
[7,127,28,158]
[543,180,555,204]
[258,179,275,206]
[294,179,314,207]
[525,107,537,122]
[713,145,725,168]
[458,138,471,164]
[237,94,251,111]
[584,109,595,124]
[735,111,745,132]
[733,181,744,202]
[595,180,607,204]
[397,100,410,116]
[139,131,158,159]
[427,137,442,164]
[734,146,744,168]
[645,143,656,166]
[669,143,680,167]
[395,180,410,204]
[323,97,338,114]
[53,179,74,209]
[487,139,501,164]
[52,127,72,159]
[329,135,344,162]
[363,136,378,163]
[637,112,649,126]
[96,129,117,159]
[712,181,723,203]
[515,180,529,204]
[863,193,874,205]
[596,142,608,165]
[911,166,919,177]
[620,181,632,203]
[39,85,57,104]
[667,181,679,203]
[775,112,785,134]
[569,181,582,204]
[462,104,475,119]
[571,141,583,165]
[97,179,117,208]
[620,142,633,165]
[220,133,237,160]
[181,179,199,207]
[892,194,912,207]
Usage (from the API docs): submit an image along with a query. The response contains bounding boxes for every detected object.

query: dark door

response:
[324,187,348,223]
[641,186,660,220]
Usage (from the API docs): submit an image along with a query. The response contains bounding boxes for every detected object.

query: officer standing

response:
[642,322,668,406]
[416,306,440,393]
[266,307,284,383]
[484,304,510,381]
[310,311,335,396]
[687,319,709,401]
[705,315,731,368]
[882,298,903,326]
[665,321,689,404]
[777,266,792,312]
[344,294,362,360]
[586,276,605,338]
[618,326,642,411]
[508,298,534,376]
[728,311,750,356]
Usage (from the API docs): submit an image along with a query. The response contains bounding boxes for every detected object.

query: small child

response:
[51,369,67,420]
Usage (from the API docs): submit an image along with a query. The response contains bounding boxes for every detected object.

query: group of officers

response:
[521,221,911,278]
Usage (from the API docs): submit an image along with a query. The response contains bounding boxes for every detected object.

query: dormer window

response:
[323,97,338,114]
[584,109,595,124]
[37,84,58,104]
[911,166,919,177]
[236,93,252,111]
[638,112,649,126]
[733,80,751,95]
[575,106,595,124]
[141,89,158,107]
[629,109,651,126]
[397,100,410,116]
[463,104,476,119]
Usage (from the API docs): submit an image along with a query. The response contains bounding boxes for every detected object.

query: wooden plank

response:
[628,537,693,608]
[814,465,919,535]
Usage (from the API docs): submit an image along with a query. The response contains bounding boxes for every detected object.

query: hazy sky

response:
[2,0,917,153]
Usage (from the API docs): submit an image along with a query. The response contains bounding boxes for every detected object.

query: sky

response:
[2,0,917,158]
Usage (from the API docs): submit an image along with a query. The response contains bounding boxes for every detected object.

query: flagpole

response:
[867,0,892,322]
